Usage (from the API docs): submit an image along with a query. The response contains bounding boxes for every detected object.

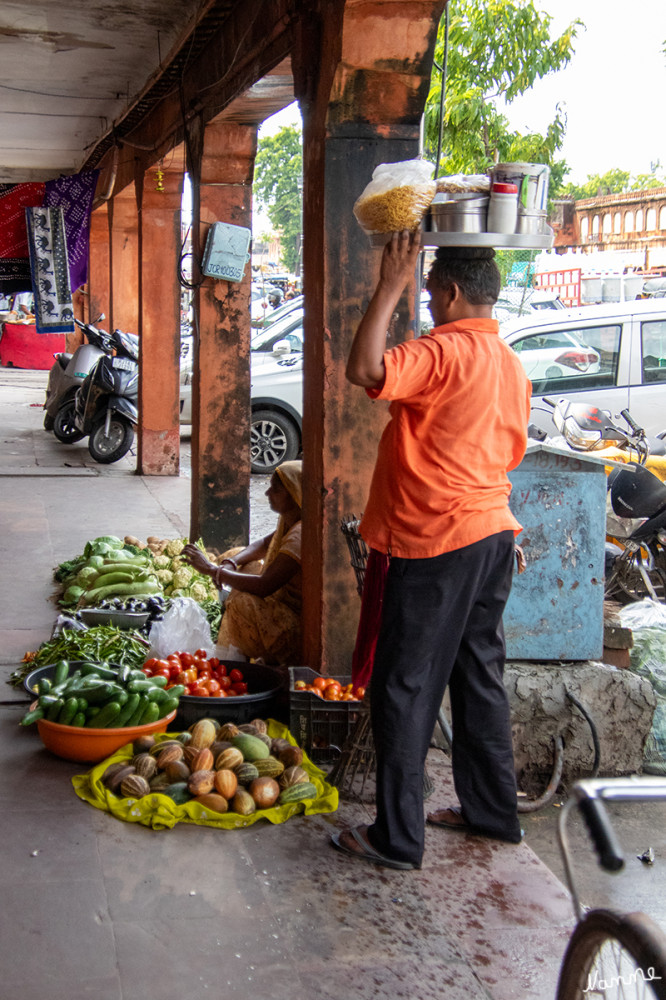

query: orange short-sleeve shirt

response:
[359,318,531,559]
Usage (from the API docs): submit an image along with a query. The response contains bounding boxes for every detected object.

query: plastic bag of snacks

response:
[435,173,490,195]
[353,158,436,235]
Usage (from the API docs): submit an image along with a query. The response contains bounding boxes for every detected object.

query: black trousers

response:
[367,530,521,866]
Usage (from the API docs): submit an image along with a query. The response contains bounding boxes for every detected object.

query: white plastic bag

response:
[353,158,436,234]
[435,173,490,194]
[147,597,216,659]
[618,599,666,630]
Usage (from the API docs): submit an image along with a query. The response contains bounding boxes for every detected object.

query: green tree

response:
[424,0,581,191]
[561,166,666,200]
[253,126,303,273]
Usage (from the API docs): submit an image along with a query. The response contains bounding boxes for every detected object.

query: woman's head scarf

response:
[265,460,302,568]
[275,460,302,508]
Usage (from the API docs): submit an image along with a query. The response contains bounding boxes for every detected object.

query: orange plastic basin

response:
[36,711,177,763]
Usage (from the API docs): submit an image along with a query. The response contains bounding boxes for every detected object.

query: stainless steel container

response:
[429,194,489,233]
[516,210,547,235]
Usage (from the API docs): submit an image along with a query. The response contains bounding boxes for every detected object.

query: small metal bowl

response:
[429,195,489,233]
[516,211,547,235]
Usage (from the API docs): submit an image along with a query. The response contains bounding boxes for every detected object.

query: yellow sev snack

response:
[353,158,436,235]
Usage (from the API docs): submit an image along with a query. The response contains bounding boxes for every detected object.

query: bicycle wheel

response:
[556,909,666,999]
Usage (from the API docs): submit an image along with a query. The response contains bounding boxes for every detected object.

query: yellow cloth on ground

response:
[71,720,338,831]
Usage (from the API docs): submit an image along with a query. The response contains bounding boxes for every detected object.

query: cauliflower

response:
[187,581,208,602]
[165,539,186,558]
[172,567,194,589]
[155,569,174,585]
[153,554,171,570]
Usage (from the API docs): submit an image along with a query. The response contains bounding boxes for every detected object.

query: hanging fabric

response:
[45,171,99,292]
[26,206,74,334]
[0,182,46,293]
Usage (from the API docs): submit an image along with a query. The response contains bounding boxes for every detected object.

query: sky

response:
[501,0,666,184]
[259,0,666,189]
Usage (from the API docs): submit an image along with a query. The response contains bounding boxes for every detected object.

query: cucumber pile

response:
[21,660,184,729]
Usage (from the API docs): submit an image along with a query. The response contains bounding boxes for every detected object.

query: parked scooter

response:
[537,396,666,462]
[71,327,140,464]
[45,315,114,443]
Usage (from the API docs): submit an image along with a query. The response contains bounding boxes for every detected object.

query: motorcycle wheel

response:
[53,401,85,443]
[43,412,54,431]
[605,547,665,603]
[88,414,134,464]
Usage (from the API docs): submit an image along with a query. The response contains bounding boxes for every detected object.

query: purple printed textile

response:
[45,171,99,293]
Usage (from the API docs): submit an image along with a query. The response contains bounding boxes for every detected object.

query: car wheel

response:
[88,414,134,464]
[53,400,85,443]
[250,409,299,474]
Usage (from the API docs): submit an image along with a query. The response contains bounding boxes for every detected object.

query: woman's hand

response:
[182,543,214,576]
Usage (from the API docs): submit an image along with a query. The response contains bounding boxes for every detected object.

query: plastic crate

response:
[288,666,361,763]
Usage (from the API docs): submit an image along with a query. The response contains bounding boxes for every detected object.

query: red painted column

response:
[136,165,184,476]
[188,120,257,550]
[88,204,110,326]
[108,184,139,336]
[294,0,445,672]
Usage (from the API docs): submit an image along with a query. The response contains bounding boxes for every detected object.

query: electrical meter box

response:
[201,222,251,282]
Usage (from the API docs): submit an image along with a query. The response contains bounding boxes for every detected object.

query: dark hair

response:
[429,246,501,305]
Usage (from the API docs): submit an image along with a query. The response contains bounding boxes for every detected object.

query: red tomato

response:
[195,648,208,660]
[194,659,210,675]
[229,668,244,684]
[143,658,160,672]
[205,678,221,695]
[167,653,181,664]
[354,686,366,700]
[208,657,220,670]
[218,675,231,691]
[190,684,209,697]
[179,652,195,668]
[225,689,238,697]
[153,667,171,681]
[143,666,153,677]
[231,681,248,696]
[217,664,227,678]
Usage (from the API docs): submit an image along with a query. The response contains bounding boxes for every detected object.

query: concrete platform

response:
[0,365,577,1000]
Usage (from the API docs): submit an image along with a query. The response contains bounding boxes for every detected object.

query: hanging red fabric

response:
[350,548,390,688]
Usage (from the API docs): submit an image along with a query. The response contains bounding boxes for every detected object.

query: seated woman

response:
[182,460,302,669]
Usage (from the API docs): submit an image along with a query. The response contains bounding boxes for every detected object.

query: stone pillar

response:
[109,183,139,336]
[188,120,257,550]
[88,204,110,326]
[136,163,184,476]
[294,0,445,672]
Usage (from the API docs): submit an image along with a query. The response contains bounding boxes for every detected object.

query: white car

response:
[180,313,304,474]
[504,329,600,381]
[501,299,666,436]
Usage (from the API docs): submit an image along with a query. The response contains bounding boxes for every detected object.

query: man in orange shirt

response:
[331,231,531,870]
